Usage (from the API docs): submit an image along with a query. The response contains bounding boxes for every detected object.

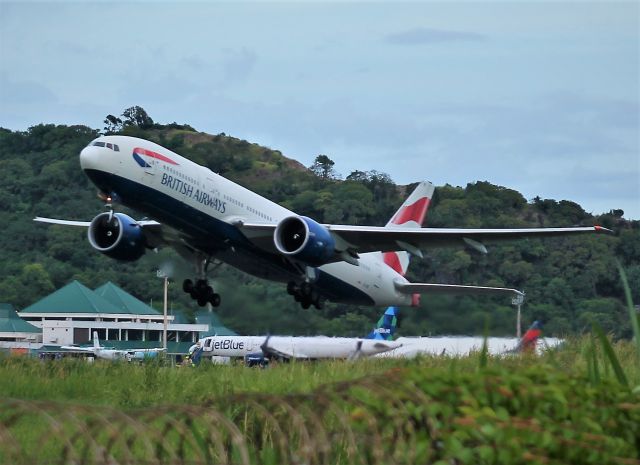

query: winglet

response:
[593,225,614,234]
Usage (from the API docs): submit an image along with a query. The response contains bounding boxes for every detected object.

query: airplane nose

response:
[79,145,102,171]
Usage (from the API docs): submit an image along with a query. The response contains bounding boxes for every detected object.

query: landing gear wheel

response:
[197,297,207,307]
[209,293,221,307]
[301,300,311,310]
[183,279,194,293]
[286,281,297,295]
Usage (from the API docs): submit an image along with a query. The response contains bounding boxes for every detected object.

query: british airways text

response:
[161,173,226,213]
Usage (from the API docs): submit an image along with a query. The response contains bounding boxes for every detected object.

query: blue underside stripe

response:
[84,169,375,305]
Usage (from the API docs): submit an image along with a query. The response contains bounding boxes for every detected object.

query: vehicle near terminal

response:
[61,331,166,361]
[36,136,610,309]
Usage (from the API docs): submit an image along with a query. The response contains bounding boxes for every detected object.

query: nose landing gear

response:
[183,279,221,307]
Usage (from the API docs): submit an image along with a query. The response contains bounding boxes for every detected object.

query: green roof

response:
[0,303,41,333]
[195,310,238,336]
[94,282,160,315]
[20,281,124,315]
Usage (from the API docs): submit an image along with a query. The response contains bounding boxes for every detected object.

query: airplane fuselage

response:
[198,335,401,359]
[80,136,414,306]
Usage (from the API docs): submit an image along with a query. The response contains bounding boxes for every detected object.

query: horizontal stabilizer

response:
[395,281,524,297]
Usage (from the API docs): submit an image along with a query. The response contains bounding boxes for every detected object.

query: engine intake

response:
[88,212,146,261]
[274,216,335,267]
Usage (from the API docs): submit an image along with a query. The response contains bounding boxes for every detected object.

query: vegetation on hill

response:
[0,107,638,338]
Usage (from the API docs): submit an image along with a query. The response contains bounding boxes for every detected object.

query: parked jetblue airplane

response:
[35,136,609,309]
[190,305,402,363]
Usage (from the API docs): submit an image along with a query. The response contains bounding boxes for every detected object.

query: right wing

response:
[34,217,161,227]
[34,216,173,250]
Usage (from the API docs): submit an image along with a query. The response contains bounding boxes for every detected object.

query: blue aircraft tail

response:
[366,307,399,340]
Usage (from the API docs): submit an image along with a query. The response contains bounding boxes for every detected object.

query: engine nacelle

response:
[87,212,146,261]
[274,216,335,267]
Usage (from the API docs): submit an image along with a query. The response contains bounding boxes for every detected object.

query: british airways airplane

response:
[35,135,610,309]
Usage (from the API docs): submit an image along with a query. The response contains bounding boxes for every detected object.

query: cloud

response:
[221,47,258,85]
[385,27,486,45]
[0,75,57,104]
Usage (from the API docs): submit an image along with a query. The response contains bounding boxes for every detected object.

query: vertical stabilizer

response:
[366,307,399,340]
[93,331,100,350]
[383,181,435,277]
[511,321,543,353]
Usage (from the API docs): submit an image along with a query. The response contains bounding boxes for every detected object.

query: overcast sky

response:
[1,1,638,219]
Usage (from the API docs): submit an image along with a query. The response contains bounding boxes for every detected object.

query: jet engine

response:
[274,216,335,267]
[87,212,146,261]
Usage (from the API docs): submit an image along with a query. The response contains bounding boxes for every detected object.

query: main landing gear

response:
[183,279,221,307]
[287,281,324,310]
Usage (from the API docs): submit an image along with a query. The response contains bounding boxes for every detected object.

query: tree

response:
[121,106,154,129]
[309,154,338,180]
[103,115,123,134]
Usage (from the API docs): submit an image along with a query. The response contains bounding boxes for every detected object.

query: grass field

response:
[1,338,639,464]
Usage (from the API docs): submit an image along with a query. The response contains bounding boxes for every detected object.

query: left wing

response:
[241,222,611,257]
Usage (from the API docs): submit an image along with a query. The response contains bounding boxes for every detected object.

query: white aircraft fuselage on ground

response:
[61,332,165,361]
[196,335,401,359]
[36,135,609,309]
[375,336,563,358]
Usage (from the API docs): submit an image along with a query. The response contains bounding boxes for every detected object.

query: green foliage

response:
[0,118,638,339]
[1,349,639,464]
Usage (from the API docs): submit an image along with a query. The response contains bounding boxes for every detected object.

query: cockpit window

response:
[91,141,120,151]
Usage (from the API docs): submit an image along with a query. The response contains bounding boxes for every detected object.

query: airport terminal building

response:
[0,280,236,356]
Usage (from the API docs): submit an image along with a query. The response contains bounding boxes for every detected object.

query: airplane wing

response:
[240,222,612,258]
[34,217,161,228]
[395,282,524,297]
[34,216,175,250]
[59,345,95,352]
[260,336,309,360]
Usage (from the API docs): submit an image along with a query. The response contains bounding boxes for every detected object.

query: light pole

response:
[512,293,525,339]
[157,270,169,350]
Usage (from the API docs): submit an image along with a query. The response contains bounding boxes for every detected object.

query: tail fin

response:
[383,181,435,277]
[366,307,399,340]
[93,331,100,350]
[513,321,543,353]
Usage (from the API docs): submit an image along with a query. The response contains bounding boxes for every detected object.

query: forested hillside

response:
[1,109,638,338]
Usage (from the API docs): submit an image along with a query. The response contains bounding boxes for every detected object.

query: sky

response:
[1,1,638,219]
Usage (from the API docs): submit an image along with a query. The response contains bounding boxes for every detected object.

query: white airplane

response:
[375,310,561,358]
[190,308,402,362]
[192,334,401,362]
[61,331,166,361]
[35,135,610,310]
